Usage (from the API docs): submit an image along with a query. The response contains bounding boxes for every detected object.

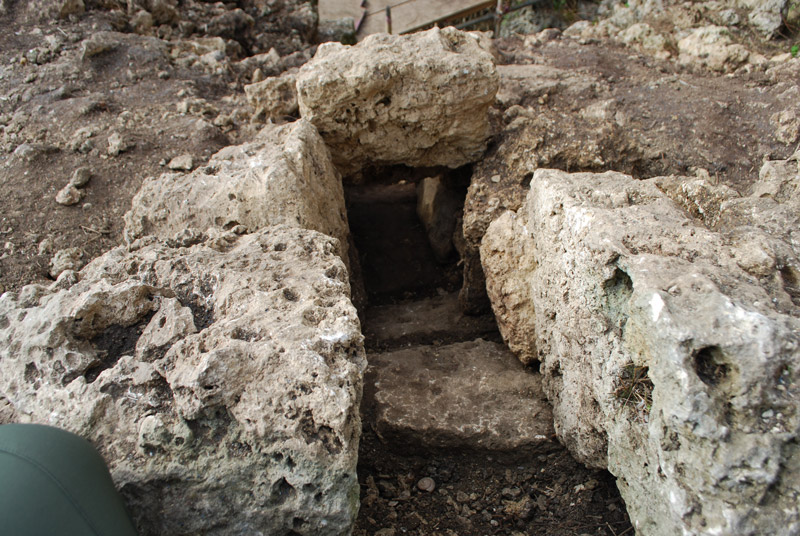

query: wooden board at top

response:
[357,0,494,38]
[319,0,364,24]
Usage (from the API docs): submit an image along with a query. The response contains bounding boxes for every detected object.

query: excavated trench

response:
[345,166,634,536]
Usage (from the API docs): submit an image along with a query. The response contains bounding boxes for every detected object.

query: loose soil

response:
[1,2,798,535]
[355,429,632,536]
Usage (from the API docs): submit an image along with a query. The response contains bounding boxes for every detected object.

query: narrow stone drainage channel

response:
[346,169,634,536]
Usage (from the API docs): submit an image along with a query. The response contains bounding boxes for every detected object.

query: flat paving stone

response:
[364,338,555,451]
[363,293,499,350]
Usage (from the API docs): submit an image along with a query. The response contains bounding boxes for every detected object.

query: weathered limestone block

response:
[459,46,792,316]
[618,22,671,59]
[245,71,299,122]
[123,119,351,265]
[296,27,498,175]
[481,161,800,535]
[364,339,554,451]
[0,226,365,536]
[741,0,789,38]
[677,26,751,72]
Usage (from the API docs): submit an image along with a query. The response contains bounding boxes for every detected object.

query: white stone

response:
[55,183,82,206]
[481,161,800,535]
[296,27,498,175]
[124,119,353,270]
[0,226,365,535]
[167,154,194,171]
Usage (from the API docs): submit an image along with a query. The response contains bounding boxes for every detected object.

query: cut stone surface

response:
[362,292,498,350]
[480,161,800,536]
[296,27,498,175]
[0,226,365,536]
[364,339,554,451]
[124,119,352,268]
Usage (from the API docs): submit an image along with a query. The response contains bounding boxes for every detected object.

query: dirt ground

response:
[1,1,799,535]
[0,0,312,293]
[354,428,632,536]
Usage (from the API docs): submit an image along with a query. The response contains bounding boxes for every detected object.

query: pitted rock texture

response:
[568,0,796,66]
[296,27,498,175]
[459,36,797,314]
[480,159,800,536]
[364,339,554,451]
[245,71,299,122]
[123,119,352,267]
[0,226,365,536]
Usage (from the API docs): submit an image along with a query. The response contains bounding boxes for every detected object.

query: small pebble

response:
[417,477,436,492]
[69,166,91,187]
[107,131,128,156]
[168,154,194,171]
[55,184,82,206]
[491,174,501,183]
[38,237,55,255]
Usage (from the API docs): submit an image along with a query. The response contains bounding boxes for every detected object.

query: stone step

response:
[362,292,499,350]
[363,338,555,452]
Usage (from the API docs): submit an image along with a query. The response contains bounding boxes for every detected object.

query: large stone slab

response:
[362,292,498,350]
[364,339,554,451]
[480,159,800,535]
[123,119,352,266]
[296,27,498,175]
[0,225,365,536]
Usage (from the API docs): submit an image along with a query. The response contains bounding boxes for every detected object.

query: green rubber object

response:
[0,423,139,536]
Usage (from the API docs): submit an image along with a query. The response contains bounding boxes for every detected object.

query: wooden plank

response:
[319,0,364,23]
[357,0,494,38]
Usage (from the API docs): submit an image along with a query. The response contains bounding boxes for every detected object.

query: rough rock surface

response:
[459,35,797,314]
[568,0,797,65]
[364,339,554,451]
[480,159,800,535]
[245,71,299,122]
[677,26,751,73]
[0,226,365,536]
[124,119,352,265]
[0,0,319,294]
[296,27,498,175]
[745,0,790,38]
